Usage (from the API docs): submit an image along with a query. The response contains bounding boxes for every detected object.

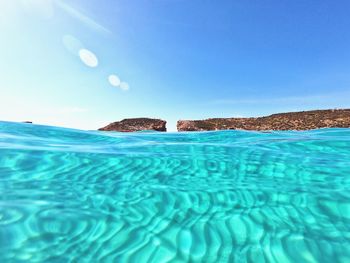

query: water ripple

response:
[0,122,350,262]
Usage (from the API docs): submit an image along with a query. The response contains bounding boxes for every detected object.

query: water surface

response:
[0,122,350,262]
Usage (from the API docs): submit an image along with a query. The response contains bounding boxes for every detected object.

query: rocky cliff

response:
[177,109,350,131]
[99,118,166,132]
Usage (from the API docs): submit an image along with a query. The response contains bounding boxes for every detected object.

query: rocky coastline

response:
[177,109,350,131]
[99,118,167,132]
[98,109,350,132]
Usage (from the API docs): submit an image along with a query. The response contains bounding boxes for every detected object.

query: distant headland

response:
[177,109,350,131]
[98,109,350,132]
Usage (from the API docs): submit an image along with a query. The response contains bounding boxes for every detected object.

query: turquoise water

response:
[0,122,350,263]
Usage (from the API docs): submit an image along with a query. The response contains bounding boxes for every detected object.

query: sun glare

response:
[0,1,18,24]
[21,0,54,19]
[0,0,55,25]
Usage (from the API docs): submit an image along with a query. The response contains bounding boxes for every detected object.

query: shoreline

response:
[99,109,350,132]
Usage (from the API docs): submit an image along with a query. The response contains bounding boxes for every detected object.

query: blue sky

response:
[0,0,350,131]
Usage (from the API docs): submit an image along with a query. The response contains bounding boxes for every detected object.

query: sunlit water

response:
[0,121,350,262]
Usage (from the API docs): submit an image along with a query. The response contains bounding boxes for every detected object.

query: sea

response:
[0,121,349,262]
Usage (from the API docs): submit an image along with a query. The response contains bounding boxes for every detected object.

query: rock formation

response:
[99,118,166,132]
[177,109,350,131]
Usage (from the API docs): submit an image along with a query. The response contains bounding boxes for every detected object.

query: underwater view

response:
[0,121,349,262]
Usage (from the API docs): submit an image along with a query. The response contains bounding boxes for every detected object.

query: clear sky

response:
[1,0,350,131]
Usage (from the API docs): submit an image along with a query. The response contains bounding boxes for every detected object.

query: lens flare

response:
[79,49,98,68]
[108,75,121,87]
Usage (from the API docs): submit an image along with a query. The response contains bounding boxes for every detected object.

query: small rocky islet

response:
[99,109,350,132]
[98,118,167,132]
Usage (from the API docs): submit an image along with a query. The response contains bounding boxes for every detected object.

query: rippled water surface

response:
[0,122,350,262]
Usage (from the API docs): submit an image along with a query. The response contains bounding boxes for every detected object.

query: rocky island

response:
[99,118,166,132]
[177,109,350,131]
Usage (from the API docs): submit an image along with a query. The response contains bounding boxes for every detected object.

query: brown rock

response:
[177,109,350,131]
[99,118,166,132]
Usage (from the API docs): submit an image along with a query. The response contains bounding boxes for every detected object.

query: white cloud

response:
[79,49,98,67]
